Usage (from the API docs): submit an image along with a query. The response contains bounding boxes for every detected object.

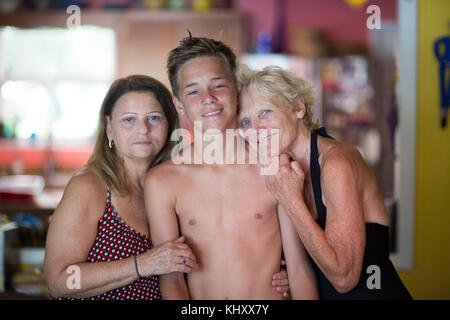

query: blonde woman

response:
[237,65,412,300]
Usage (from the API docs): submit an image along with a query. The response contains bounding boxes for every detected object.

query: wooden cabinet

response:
[116,10,246,86]
[0,9,246,86]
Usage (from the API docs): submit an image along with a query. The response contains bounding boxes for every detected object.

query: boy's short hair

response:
[167,35,237,99]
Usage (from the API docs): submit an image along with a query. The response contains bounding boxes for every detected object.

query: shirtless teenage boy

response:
[144,36,318,299]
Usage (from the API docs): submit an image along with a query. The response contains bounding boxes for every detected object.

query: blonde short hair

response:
[236,64,319,130]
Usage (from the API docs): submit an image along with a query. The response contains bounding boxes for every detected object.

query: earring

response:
[296,111,304,119]
[108,139,114,149]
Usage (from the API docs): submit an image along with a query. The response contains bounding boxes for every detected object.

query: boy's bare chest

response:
[173,168,278,232]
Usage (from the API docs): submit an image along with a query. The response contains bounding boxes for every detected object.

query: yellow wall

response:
[397,0,450,299]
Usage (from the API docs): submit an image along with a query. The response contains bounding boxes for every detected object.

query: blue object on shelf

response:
[13,212,43,229]
[434,36,450,128]
[256,31,273,54]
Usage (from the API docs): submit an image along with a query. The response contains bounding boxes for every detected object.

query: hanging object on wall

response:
[344,0,368,8]
[142,0,167,10]
[434,36,450,128]
[256,31,273,54]
[167,0,185,10]
[192,0,212,11]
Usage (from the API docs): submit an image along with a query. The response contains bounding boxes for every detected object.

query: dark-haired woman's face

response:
[106,91,168,163]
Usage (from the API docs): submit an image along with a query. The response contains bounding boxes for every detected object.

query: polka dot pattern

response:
[57,190,161,300]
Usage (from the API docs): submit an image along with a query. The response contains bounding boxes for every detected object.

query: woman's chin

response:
[130,150,158,162]
[257,144,281,160]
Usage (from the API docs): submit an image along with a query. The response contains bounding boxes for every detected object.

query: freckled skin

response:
[238,80,392,295]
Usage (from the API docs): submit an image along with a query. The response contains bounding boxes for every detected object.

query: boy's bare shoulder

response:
[145,159,194,187]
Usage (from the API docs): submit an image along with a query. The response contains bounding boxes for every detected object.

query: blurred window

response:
[0,26,115,141]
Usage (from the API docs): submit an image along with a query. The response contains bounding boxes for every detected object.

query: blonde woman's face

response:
[106,91,169,163]
[238,85,301,156]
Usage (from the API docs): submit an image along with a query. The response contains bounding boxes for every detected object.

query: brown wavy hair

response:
[86,75,179,196]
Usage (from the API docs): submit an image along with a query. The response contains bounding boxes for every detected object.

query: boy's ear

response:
[172,95,185,116]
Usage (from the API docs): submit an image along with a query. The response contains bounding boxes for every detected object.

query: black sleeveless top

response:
[309,127,412,300]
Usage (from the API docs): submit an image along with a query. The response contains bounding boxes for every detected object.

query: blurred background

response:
[0,0,448,299]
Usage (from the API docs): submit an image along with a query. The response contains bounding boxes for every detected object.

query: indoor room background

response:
[0,0,448,300]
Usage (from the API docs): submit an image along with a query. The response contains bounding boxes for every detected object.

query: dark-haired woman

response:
[44,75,197,300]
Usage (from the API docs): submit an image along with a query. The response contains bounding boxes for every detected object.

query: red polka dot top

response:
[56,189,161,300]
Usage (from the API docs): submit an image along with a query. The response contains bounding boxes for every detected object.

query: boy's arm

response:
[145,167,190,300]
[278,204,318,299]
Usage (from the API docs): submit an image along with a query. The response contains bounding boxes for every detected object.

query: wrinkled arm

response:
[269,153,366,293]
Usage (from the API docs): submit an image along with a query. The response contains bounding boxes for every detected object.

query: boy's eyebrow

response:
[183,76,226,91]
[120,111,163,115]
[183,82,198,90]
